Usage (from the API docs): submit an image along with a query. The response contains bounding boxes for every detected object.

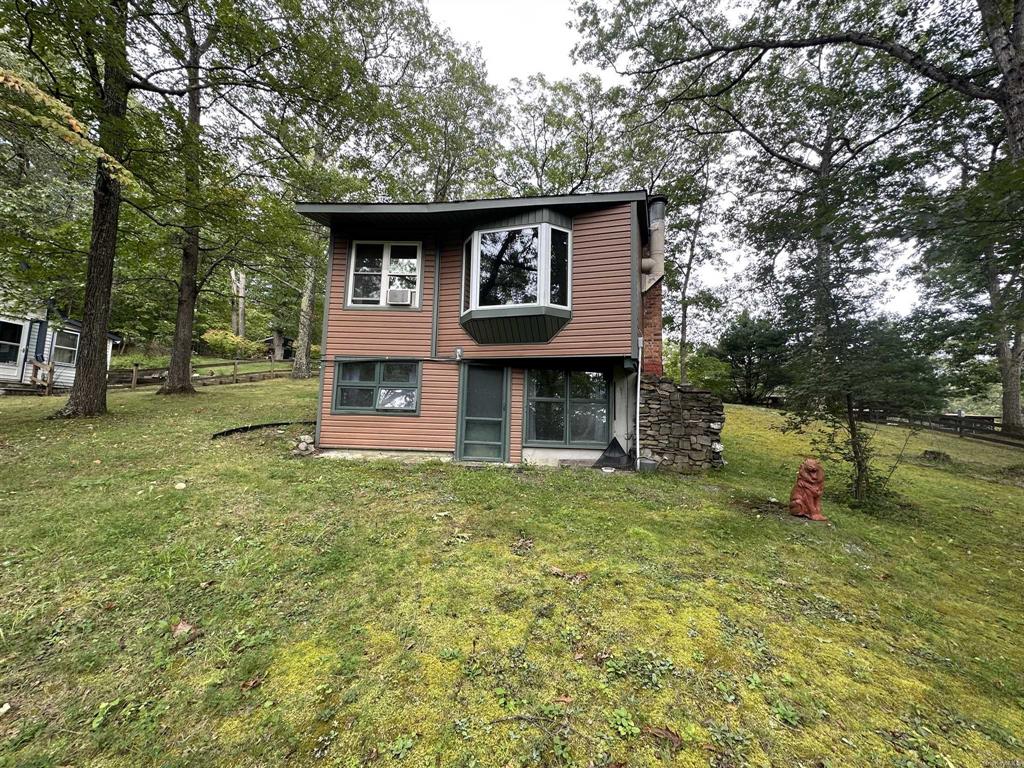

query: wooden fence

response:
[108,358,320,390]
[857,409,1023,448]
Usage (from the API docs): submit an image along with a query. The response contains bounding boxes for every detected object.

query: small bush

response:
[200,329,263,359]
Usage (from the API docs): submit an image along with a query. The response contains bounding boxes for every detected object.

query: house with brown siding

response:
[296,191,667,466]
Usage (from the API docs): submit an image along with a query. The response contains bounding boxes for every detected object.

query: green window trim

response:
[524,369,610,448]
[332,359,421,415]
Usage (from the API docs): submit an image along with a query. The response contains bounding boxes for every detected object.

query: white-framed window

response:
[347,241,422,308]
[461,223,571,313]
[52,329,79,366]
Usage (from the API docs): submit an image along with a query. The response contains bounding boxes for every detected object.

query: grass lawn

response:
[1,380,1021,767]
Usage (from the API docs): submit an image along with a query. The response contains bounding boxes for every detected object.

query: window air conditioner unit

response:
[387,287,412,306]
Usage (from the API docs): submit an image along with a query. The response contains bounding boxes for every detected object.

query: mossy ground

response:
[0,380,1021,767]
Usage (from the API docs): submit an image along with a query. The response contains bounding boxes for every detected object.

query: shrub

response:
[686,351,732,398]
[200,329,263,359]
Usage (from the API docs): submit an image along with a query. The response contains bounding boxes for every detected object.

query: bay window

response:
[462,223,571,312]
[526,369,609,447]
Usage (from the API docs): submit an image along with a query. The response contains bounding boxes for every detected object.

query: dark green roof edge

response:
[296,190,649,221]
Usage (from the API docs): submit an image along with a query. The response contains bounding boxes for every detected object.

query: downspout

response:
[635,337,643,471]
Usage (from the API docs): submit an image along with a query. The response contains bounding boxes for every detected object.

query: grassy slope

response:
[0,381,1021,767]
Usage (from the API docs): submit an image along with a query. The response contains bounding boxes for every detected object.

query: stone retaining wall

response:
[638,375,725,472]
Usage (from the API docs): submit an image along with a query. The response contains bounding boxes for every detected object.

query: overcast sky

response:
[425,0,599,86]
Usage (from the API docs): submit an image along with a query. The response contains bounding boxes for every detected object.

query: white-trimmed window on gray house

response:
[461,224,571,312]
[347,241,421,308]
[333,360,420,413]
[525,370,609,447]
[51,329,80,365]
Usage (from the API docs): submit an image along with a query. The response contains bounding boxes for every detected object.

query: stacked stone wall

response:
[639,375,724,472]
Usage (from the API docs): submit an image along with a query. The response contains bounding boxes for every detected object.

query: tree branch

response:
[640,32,1002,103]
[707,102,817,173]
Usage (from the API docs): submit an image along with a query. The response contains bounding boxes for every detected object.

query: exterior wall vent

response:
[387,288,412,306]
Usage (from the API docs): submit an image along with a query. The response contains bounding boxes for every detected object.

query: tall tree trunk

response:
[983,246,1024,435]
[160,11,202,395]
[54,0,128,418]
[994,73,1023,434]
[230,268,247,337]
[271,328,285,361]
[996,329,1024,436]
[291,257,316,378]
[846,393,870,501]
[1004,86,1024,161]
[811,124,835,343]
[977,0,1024,161]
[161,230,199,393]
[678,301,689,384]
[678,158,710,385]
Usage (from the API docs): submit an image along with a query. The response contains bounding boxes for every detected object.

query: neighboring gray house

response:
[0,304,115,391]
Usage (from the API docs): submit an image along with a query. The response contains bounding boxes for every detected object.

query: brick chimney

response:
[641,280,664,375]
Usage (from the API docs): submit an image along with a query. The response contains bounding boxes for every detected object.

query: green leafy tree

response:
[490,74,618,196]
[713,311,790,404]
[904,133,1024,433]
[664,344,731,397]
[575,0,1024,163]
[3,0,138,416]
[615,102,728,383]
[786,317,945,501]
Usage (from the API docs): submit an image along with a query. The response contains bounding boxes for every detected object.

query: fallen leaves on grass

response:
[171,619,194,638]
[444,529,471,546]
[511,534,534,555]
[547,566,588,584]
[240,675,264,692]
[643,725,683,751]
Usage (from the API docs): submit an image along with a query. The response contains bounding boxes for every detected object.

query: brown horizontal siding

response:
[509,368,524,463]
[324,237,435,359]
[435,203,634,359]
[318,360,458,451]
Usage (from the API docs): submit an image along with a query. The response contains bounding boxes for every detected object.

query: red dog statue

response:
[789,458,828,521]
